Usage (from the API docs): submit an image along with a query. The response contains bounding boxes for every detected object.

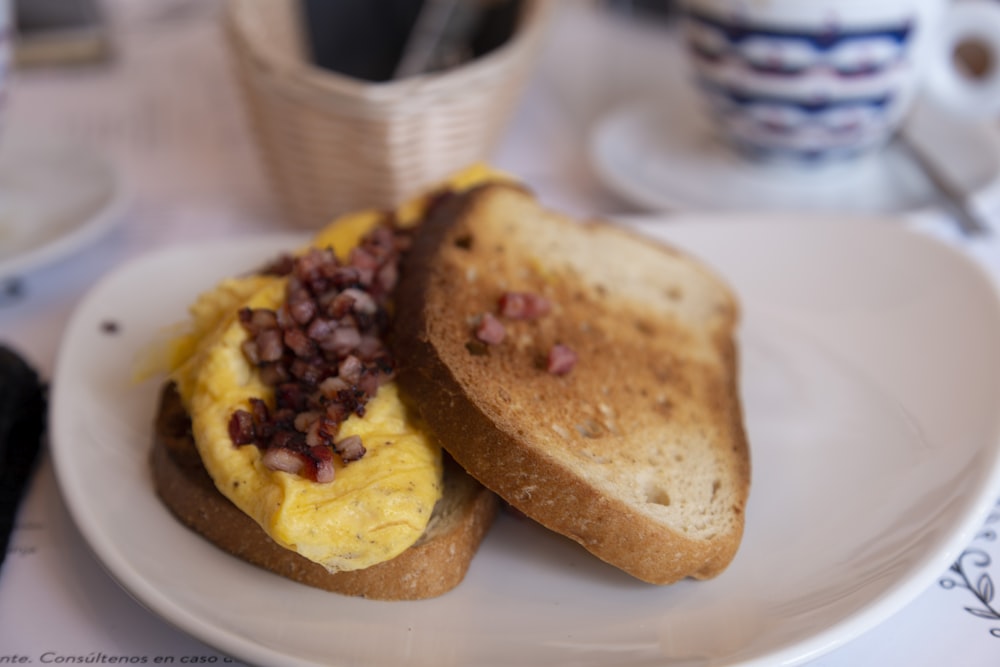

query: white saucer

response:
[589,90,1000,214]
[0,133,126,279]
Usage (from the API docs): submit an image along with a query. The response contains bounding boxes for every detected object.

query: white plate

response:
[589,89,1000,215]
[0,133,126,279]
[50,218,1000,667]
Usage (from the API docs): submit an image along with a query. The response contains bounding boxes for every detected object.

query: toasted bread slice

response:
[392,184,749,584]
[151,382,500,600]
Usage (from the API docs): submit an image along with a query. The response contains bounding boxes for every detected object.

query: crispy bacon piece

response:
[546,344,578,375]
[334,434,366,462]
[228,410,256,445]
[498,291,552,320]
[229,217,406,481]
[471,290,575,376]
[256,329,284,363]
[311,445,336,483]
[262,447,307,476]
[475,312,506,344]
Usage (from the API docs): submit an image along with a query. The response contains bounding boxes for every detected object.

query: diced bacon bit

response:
[319,375,350,397]
[258,421,339,483]
[257,253,295,277]
[546,344,578,376]
[498,291,551,320]
[312,446,336,483]
[256,329,284,362]
[288,294,317,325]
[262,447,307,476]
[469,289,577,375]
[240,339,261,365]
[341,287,377,314]
[338,354,363,383]
[228,409,256,445]
[228,216,411,482]
[334,434,366,462]
[475,312,506,345]
[283,326,316,358]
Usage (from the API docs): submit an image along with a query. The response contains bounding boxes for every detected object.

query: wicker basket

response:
[225,0,548,228]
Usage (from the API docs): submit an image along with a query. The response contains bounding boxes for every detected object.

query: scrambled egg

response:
[167,164,509,572]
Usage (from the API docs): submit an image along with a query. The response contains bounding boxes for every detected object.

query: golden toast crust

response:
[392,184,750,584]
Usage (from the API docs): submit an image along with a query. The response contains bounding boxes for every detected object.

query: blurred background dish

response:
[590,92,1000,215]
[677,0,1000,163]
[0,133,126,281]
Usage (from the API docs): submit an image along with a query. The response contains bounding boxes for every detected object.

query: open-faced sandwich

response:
[151,167,505,601]
[151,167,750,599]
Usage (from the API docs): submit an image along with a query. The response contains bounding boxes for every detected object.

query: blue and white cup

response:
[682,0,1000,162]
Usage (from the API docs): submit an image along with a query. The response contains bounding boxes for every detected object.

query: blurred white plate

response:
[589,91,1000,215]
[50,217,1000,667]
[0,134,126,279]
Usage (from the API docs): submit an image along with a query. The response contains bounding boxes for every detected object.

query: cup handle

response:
[924,0,1000,118]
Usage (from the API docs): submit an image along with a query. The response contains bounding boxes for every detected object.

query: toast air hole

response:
[646,486,671,507]
[635,319,655,336]
[454,234,474,250]
[465,340,489,356]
